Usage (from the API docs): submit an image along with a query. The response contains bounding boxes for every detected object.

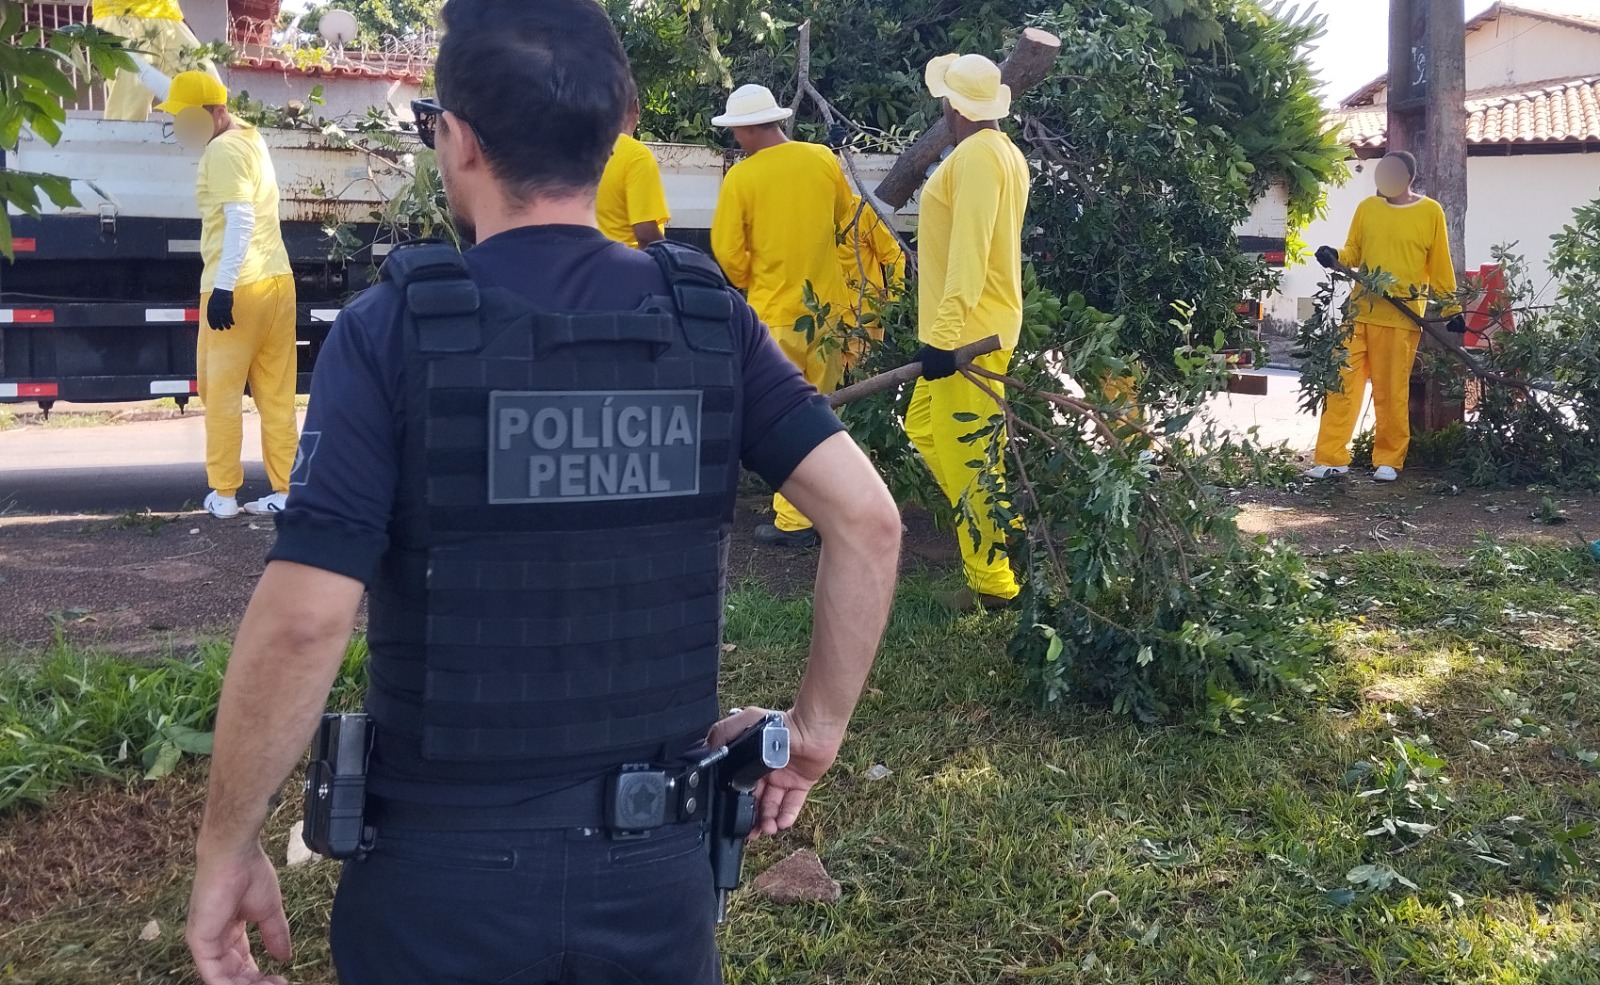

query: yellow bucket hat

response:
[925,53,1011,122]
[156,71,229,115]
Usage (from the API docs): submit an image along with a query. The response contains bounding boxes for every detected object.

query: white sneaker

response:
[1303,465,1349,479]
[244,492,288,516]
[204,491,240,519]
[1373,466,1400,483]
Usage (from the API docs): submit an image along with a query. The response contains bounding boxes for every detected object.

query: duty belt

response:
[368,760,713,836]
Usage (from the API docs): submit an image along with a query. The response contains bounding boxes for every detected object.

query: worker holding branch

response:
[712,84,856,549]
[906,54,1031,609]
[93,1,218,122]
[154,71,299,518]
[1307,150,1466,483]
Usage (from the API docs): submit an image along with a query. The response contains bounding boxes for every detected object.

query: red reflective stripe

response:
[185,309,200,321]
[15,309,54,323]
[18,382,58,397]
[12,238,36,252]
[1262,251,1287,265]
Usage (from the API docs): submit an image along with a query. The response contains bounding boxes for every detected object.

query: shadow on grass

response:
[2,545,1598,984]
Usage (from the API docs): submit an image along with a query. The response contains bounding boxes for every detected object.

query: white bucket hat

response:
[712,84,794,127]
[925,53,1011,122]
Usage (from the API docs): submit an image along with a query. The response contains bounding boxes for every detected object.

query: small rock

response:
[720,643,737,653]
[188,528,200,535]
[138,919,161,941]
[285,820,320,867]
[1361,683,1405,704]
[864,764,892,781]
[751,849,841,905]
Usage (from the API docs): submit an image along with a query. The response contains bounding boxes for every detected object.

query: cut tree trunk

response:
[873,27,1063,210]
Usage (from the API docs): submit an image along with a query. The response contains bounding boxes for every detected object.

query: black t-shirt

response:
[268,225,842,804]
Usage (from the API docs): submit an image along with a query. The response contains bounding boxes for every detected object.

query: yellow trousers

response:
[905,348,1020,600]
[95,14,218,122]
[770,322,843,533]
[198,275,299,497]
[1314,320,1421,470]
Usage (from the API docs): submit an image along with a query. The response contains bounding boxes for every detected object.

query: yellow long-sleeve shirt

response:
[1341,195,1461,331]
[917,128,1030,351]
[839,196,906,314]
[711,141,855,357]
[93,1,184,19]
[197,125,291,293]
[596,134,671,249]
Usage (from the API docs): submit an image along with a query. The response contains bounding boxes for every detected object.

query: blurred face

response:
[1375,156,1413,199]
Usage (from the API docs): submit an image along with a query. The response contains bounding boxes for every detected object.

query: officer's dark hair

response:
[1384,150,1418,181]
[435,0,629,201]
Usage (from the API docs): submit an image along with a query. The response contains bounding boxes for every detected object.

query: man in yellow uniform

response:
[838,195,905,370]
[596,78,670,249]
[712,83,856,548]
[158,72,299,518]
[93,1,217,122]
[1309,150,1465,483]
[906,53,1030,609]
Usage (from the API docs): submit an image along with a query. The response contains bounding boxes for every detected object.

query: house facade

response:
[1270,2,1600,324]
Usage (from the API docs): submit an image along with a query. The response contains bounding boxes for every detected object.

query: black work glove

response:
[915,344,958,381]
[1314,245,1340,270]
[207,289,235,330]
[1446,313,1468,335]
[826,122,850,149]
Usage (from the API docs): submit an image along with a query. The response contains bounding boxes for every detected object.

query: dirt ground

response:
[1233,469,1600,556]
[1,471,1596,655]
[0,493,963,655]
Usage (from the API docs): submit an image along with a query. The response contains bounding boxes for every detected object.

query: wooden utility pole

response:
[1387,0,1469,433]
[1386,0,1467,266]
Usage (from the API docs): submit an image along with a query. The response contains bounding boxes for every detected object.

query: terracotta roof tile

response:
[1332,76,1600,150]
[233,54,426,85]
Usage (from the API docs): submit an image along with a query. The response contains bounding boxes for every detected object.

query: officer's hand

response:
[915,344,958,381]
[1446,314,1469,335]
[826,122,851,149]
[187,843,291,985]
[1314,245,1340,270]
[707,706,841,839]
[207,289,236,331]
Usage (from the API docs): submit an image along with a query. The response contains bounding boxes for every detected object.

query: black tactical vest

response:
[363,240,739,777]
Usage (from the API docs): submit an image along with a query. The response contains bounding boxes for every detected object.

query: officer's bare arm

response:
[774,430,900,748]
[196,561,364,860]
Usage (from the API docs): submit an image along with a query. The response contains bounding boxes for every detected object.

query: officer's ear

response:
[439,111,486,171]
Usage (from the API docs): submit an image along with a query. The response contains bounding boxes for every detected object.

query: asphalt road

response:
[0,413,286,515]
[0,372,1333,518]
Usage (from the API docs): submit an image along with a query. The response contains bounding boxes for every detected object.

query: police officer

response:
[183,2,903,983]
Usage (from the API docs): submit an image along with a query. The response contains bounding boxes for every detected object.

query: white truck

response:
[0,119,907,412]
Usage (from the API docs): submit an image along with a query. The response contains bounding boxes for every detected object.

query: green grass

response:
[2,548,1599,983]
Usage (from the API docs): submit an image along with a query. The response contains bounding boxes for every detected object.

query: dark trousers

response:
[330,823,722,984]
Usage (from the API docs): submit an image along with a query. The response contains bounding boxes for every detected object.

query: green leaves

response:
[0,13,135,257]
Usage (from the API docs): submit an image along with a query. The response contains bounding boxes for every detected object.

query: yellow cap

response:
[156,71,229,115]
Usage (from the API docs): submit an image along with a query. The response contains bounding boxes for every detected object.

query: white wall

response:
[1267,151,1600,326]
[1465,152,1600,293]
[1466,13,1600,90]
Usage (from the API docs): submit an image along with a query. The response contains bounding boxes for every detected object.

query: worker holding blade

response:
[906,53,1031,610]
[1308,150,1466,484]
[157,71,299,518]
[596,76,671,250]
[93,1,218,123]
[712,83,856,549]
